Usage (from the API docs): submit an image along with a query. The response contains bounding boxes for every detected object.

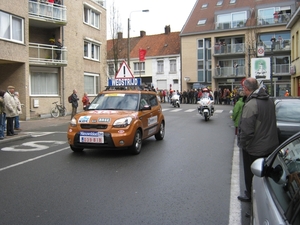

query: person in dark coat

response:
[237,78,279,202]
[70,89,79,119]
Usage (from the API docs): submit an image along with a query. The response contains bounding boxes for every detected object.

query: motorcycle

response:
[197,92,214,121]
[171,94,180,108]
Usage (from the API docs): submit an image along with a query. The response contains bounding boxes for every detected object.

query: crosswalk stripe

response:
[185,109,196,112]
[170,109,182,112]
[162,108,225,113]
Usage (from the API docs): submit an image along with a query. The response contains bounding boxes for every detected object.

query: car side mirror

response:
[251,158,265,177]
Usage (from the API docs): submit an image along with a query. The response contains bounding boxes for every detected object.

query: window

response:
[157,60,164,73]
[170,59,176,73]
[83,5,100,28]
[202,3,208,8]
[197,19,207,25]
[229,0,236,3]
[30,70,59,96]
[0,11,24,43]
[134,62,145,74]
[84,72,99,95]
[84,40,100,61]
[217,11,246,29]
[108,63,115,76]
[216,0,223,6]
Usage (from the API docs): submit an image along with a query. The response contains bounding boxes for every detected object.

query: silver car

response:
[251,132,300,224]
[274,97,300,144]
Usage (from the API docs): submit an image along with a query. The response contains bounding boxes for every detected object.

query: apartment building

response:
[107,26,181,91]
[0,0,107,120]
[287,6,300,96]
[181,0,298,97]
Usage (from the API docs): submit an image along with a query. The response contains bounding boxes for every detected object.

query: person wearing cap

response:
[4,86,18,136]
[232,90,245,135]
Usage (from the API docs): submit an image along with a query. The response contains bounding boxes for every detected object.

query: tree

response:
[108,2,123,76]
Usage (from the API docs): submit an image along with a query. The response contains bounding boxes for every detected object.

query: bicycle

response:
[50,101,67,117]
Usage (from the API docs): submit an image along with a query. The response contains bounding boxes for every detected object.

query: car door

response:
[139,93,159,138]
[252,135,300,225]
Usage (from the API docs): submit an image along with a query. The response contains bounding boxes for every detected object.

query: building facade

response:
[107,26,181,92]
[0,0,107,120]
[287,6,300,96]
[181,0,298,96]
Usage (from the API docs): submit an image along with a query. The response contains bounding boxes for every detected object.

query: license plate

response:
[79,131,104,143]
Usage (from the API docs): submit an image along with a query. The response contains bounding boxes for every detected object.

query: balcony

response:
[214,66,245,78]
[257,13,291,26]
[258,39,291,52]
[273,64,290,76]
[29,0,67,26]
[214,43,245,55]
[215,19,246,30]
[29,43,67,67]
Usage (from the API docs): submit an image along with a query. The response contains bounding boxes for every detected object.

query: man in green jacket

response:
[232,91,244,135]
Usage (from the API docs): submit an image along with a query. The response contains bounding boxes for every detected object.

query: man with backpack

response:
[69,89,79,119]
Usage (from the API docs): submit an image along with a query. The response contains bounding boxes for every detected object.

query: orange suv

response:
[67,88,165,154]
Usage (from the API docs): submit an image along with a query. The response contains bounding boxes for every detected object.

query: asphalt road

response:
[0,103,250,225]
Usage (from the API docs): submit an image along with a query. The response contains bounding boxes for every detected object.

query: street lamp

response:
[127,9,149,68]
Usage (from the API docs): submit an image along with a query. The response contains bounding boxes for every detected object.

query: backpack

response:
[68,94,72,103]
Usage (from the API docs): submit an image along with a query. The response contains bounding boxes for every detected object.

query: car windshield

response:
[276,101,300,122]
[88,93,139,111]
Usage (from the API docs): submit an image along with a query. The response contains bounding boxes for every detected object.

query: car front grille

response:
[80,124,108,129]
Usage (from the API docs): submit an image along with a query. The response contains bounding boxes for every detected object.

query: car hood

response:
[75,110,139,124]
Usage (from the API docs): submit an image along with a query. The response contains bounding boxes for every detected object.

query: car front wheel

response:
[129,129,142,155]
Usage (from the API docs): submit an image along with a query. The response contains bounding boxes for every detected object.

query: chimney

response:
[165,25,171,34]
[117,32,123,39]
[140,31,146,37]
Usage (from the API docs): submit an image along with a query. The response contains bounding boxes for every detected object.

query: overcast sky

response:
[106,0,197,39]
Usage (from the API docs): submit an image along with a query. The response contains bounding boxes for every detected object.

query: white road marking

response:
[0,147,69,172]
[185,109,196,112]
[23,132,65,137]
[1,140,67,152]
[228,136,241,225]
[170,109,182,112]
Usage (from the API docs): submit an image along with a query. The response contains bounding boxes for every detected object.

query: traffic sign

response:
[257,46,265,57]
[115,61,134,79]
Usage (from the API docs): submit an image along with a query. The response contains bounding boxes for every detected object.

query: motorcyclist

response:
[171,90,180,106]
[198,88,214,114]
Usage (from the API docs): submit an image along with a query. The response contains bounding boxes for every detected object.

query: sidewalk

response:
[0,116,70,144]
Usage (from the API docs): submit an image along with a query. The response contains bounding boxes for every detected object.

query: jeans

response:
[0,113,4,138]
[2,113,6,131]
[14,116,20,129]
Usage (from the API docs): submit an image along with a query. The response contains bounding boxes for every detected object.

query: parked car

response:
[251,131,300,224]
[274,97,300,144]
[67,87,165,155]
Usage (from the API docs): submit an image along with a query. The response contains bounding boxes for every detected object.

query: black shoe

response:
[237,195,251,202]
[7,134,13,136]
[245,211,250,218]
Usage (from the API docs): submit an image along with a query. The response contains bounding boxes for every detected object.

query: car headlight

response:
[113,117,133,128]
[70,118,77,127]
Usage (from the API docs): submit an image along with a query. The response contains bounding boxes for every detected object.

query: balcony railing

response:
[29,42,67,66]
[214,66,245,77]
[29,0,67,22]
[214,43,245,55]
[258,39,291,52]
[215,19,246,30]
[273,64,290,75]
[257,13,291,26]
